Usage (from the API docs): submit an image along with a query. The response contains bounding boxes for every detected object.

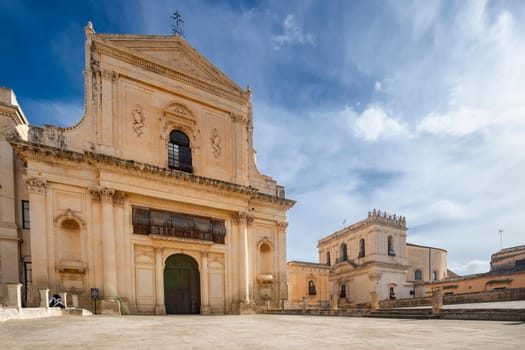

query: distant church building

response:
[0,23,294,314]
[288,210,448,307]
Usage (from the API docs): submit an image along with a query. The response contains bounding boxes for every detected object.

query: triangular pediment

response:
[94,34,243,93]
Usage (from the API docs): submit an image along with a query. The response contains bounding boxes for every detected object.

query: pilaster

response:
[232,212,255,313]
[154,247,166,315]
[200,252,210,314]
[26,177,48,304]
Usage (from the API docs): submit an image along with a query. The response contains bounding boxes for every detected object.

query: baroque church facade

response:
[0,23,294,314]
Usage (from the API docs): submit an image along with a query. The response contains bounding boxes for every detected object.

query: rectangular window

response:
[22,200,30,229]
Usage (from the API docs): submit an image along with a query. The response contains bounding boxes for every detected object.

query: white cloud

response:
[417,108,492,136]
[351,106,411,141]
[272,14,314,49]
[449,260,490,275]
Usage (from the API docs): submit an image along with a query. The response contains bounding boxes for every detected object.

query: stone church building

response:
[0,23,294,314]
[287,210,448,307]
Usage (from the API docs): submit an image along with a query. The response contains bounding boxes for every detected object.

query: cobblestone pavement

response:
[1,314,524,350]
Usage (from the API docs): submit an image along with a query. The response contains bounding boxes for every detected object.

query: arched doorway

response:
[164,254,200,314]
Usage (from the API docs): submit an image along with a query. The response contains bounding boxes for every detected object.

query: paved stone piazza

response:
[1,314,523,349]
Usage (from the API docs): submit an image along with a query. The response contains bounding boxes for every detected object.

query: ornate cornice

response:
[92,40,249,105]
[11,140,295,209]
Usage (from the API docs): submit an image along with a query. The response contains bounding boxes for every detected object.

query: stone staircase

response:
[364,308,438,319]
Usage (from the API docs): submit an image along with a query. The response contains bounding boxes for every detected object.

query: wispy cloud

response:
[272,14,314,50]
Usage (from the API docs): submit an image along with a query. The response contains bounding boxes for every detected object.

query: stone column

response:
[233,212,256,314]
[39,289,50,308]
[100,187,117,298]
[200,252,211,314]
[154,247,166,315]
[71,294,79,308]
[432,287,443,315]
[26,178,48,305]
[59,292,68,308]
[330,294,338,315]
[6,283,22,308]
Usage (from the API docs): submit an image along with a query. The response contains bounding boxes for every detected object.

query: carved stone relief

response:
[210,128,221,158]
[131,104,146,137]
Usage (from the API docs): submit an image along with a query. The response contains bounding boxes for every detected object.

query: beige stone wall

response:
[0,26,294,314]
[287,262,329,307]
[0,87,27,304]
[428,270,525,296]
[407,244,448,282]
[491,245,525,271]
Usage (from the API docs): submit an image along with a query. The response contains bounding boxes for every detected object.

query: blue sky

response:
[2,0,525,274]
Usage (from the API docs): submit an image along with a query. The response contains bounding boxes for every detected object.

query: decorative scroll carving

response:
[230,112,245,124]
[25,177,47,194]
[101,69,118,81]
[88,187,115,202]
[100,187,115,201]
[88,187,101,201]
[163,103,194,125]
[231,212,254,225]
[210,128,221,158]
[277,222,288,233]
[132,104,145,137]
[112,191,126,206]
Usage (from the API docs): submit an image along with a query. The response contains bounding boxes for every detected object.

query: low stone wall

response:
[443,288,525,304]
[379,288,525,309]
[0,307,92,322]
[440,309,525,321]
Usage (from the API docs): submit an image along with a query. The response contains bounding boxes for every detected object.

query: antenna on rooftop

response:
[498,229,504,250]
[171,10,185,37]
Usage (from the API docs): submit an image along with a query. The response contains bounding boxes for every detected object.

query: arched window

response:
[168,130,192,172]
[340,284,347,298]
[340,243,348,262]
[387,235,395,256]
[414,269,422,281]
[308,280,316,295]
[358,238,365,258]
[326,251,331,266]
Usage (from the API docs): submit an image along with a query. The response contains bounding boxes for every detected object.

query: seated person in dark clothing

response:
[49,294,65,308]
